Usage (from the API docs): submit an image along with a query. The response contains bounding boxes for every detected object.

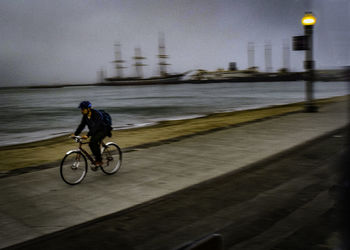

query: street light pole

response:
[302,12,318,112]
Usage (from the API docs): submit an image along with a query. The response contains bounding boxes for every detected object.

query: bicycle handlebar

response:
[70,135,87,143]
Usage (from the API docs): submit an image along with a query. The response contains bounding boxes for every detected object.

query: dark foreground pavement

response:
[5,126,349,250]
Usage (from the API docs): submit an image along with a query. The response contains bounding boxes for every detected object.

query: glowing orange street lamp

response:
[302,12,317,26]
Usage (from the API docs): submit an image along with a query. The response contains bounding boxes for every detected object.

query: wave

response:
[0,81,348,146]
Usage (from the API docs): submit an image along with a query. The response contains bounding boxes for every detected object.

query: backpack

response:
[97,110,113,137]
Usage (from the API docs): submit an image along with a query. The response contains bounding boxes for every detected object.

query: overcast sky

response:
[0,0,349,86]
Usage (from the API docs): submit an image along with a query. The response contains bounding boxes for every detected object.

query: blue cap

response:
[78,101,92,109]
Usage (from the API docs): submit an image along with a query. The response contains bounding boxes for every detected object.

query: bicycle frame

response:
[79,143,95,164]
[67,137,106,165]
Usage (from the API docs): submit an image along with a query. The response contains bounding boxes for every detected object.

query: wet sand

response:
[0,95,347,173]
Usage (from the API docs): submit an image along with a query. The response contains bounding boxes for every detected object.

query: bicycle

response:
[60,136,122,185]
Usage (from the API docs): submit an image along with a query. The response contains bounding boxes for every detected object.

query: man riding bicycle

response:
[72,101,109,169]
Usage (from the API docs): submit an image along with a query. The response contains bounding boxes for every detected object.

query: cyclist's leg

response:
[89,131,106,164]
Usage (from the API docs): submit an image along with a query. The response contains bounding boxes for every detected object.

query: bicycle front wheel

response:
[60,151,87,185]
[101,143,122,175]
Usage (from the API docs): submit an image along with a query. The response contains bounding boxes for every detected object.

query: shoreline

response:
[0,95,348,173]
[0,100,316,150]
[0,95,346,149]
[0,114,208,148]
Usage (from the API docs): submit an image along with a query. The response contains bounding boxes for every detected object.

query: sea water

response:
[0,81,348,146]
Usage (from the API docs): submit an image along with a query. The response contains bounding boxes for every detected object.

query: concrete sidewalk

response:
[0,100,348,249]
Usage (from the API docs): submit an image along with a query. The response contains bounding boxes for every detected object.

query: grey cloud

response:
[0,0,348,86]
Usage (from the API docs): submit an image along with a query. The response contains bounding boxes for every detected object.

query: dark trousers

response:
[89,130,106,162]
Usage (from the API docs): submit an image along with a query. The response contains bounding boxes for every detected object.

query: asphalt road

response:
[5,127,349,250]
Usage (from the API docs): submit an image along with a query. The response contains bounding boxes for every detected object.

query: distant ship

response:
[102,33,184,86]
[104,73,184,86]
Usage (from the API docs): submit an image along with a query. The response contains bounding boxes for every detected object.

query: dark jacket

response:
[74,109,106,137]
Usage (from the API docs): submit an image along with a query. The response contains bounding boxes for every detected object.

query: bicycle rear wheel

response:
[101,143,122,175]
[60,151,87,185]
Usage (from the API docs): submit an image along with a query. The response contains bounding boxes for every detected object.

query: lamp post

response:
[302,12,318,112]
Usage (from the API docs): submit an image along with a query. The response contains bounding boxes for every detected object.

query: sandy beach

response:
[0,95,348,174]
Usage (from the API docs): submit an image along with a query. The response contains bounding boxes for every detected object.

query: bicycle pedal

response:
[91,166,99,172]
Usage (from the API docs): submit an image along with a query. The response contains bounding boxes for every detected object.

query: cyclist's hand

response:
[81,135,89,139]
